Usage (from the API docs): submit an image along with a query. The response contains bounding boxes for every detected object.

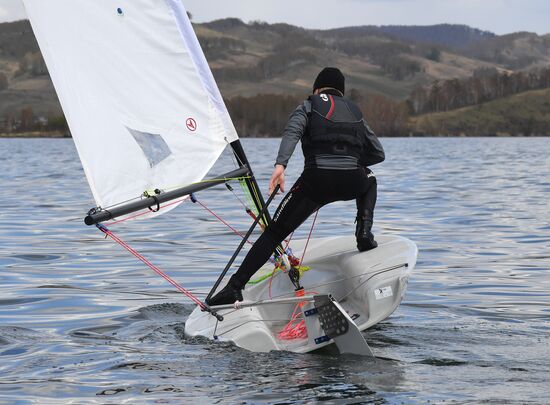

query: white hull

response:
[185,234,417,354]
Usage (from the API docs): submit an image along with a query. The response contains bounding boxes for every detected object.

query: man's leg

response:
[206,178,321,305]
[356,169,378,251]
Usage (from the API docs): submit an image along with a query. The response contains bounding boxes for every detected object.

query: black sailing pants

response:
[232,167,377,287]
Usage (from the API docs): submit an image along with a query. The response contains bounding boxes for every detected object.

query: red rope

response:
[194,199,253,246]
[284,231,294,250]
[107,194,250,247]
[277,290,319,340]
[278,303,307,340]
[300,210,318,265]
[267,211,316,300]
[274,212,319,340]
[97,225,207,310]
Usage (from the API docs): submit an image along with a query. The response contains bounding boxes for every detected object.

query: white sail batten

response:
[22,0,239,215]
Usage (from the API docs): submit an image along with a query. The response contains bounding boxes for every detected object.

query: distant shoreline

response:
[0,131,70,138]
[1,132,547,138]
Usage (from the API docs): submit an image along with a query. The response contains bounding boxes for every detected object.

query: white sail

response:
[22,0,238,214]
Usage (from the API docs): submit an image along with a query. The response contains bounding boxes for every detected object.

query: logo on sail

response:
[186,118,197,132]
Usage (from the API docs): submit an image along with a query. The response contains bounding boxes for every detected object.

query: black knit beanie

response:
[313,67,345,95]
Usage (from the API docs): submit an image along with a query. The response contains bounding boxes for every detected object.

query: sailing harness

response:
[303,94,385,168]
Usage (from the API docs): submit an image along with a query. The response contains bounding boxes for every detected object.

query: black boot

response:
[205,276,243,306]
[355,214,378,252]
[356,182,378,252]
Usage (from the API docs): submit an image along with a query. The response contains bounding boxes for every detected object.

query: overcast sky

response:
[1,0,549,35]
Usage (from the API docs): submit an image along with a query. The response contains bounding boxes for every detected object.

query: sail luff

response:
[164,0,233,134]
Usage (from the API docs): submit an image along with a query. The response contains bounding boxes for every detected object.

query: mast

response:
[229,140,272,226]
[228,139,291,261]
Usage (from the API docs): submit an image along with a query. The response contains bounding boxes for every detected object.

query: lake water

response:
[0,137,549,404]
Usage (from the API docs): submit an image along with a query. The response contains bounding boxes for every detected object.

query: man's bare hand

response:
[269,164,285,195]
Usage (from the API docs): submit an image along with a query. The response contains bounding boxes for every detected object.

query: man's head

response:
[313,67,345,96]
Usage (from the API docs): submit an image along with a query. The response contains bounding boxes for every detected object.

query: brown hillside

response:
[1,18,550,133]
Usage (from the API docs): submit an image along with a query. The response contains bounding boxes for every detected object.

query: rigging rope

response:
[277,302,307,340]
[96,224,207,310]
[299,210,318,265]
[190,189,293,265]
[95,172,323,332]
[272,211,319,339]
[225,183,249,212]
[267,210,318,299]
[96,175,251,221]
[277,289,319,340]
[191,194,254,246]
[100,175,252,228]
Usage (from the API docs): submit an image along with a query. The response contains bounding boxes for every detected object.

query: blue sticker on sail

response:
[127,127,171,168]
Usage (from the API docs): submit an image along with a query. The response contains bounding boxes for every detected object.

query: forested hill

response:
[0,20,38,58]
[1,18,550,136]
[330,24,496,49]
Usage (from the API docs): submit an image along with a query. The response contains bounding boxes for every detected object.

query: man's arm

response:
[270,102,309,194]
[362,120,385,165]
[274,102,309,168]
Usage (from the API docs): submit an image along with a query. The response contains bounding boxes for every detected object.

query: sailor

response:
[206,67,385,306]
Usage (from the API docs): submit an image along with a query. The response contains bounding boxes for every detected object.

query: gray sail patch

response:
[127,127,172,168]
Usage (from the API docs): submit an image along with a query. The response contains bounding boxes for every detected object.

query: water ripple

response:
[0,137,549,404]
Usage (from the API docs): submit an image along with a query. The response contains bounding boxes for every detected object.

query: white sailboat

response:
[186,235,416,355]
[23,0,417,355]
